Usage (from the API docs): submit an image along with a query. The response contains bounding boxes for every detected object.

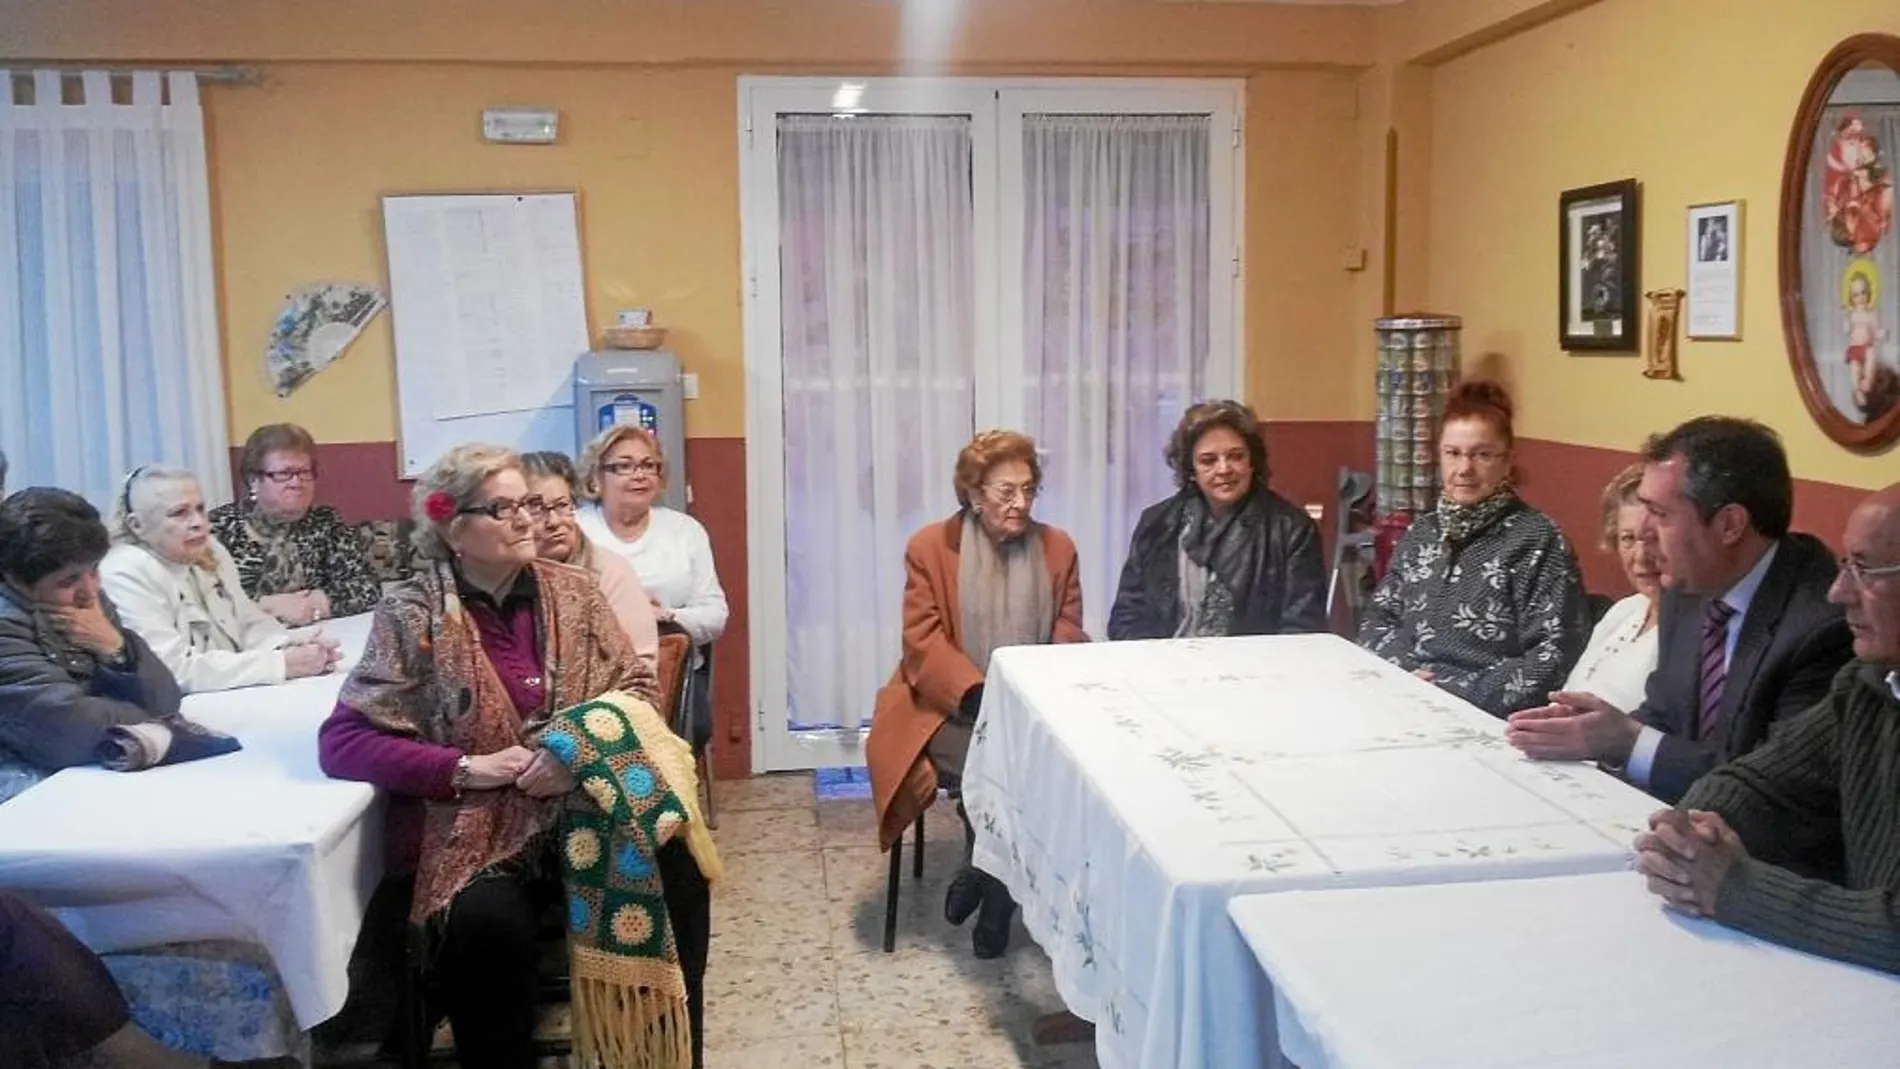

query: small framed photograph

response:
[1686,200,1742,339]
[1559,179,1641,351]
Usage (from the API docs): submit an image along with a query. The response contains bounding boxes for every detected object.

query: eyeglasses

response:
[601,458,662,478]
[1838,557,1900,587]
[258,467,317,485]
[537,497,577,521]
[982,482,1039,506]
[459,495,548,522]
[1439,447,1507,465]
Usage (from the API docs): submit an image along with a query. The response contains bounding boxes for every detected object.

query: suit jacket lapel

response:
[1717,541,1797,742]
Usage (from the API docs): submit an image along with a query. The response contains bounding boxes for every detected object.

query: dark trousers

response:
[0,891,131,1069]
[434,840,711,1069]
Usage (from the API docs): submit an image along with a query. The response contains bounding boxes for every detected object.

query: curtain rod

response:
[7,65,263,87]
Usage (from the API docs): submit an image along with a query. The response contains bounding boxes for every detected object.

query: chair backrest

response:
[656,633,693,731]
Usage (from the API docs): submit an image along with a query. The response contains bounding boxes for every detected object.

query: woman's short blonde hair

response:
[577,425,665,502]
[109,464,199,545]
[953,430,1041,510]
[410,443,522,561]
[1598,462,1646,550]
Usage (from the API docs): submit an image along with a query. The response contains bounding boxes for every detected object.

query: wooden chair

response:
[657,632,693,730]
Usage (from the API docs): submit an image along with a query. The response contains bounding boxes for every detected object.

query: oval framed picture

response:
[1778,33,1900,451]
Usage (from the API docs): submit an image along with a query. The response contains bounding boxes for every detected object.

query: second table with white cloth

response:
[1229,871,1900,1069]
[0,612,382,1029]
[961,633,1670,1069]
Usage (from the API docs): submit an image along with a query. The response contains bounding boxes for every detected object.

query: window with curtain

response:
[777,113,978,729]
[1018,113,1213,637]
[0,70,230,509]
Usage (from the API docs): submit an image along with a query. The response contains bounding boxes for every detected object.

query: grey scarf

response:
[957,513,1056,675]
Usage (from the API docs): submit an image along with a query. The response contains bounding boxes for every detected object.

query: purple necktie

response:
[1698,599,1737,740]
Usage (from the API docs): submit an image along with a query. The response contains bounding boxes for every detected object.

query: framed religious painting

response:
[1780,33,1900,450]
[1559,179,1641,351]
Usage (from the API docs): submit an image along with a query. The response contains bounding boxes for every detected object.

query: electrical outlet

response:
[682,372,700,400]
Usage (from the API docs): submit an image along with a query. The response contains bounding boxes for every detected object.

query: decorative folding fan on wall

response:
[265,282,387,397]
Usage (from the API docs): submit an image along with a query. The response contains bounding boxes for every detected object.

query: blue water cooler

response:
[572,351,687,512]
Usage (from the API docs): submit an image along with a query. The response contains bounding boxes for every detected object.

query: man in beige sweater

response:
[1634,483,1900,975]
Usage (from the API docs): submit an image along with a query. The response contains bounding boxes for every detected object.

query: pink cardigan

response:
[590,548,661,674]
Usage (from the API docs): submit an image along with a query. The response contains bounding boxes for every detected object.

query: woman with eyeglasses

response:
[865,430,1088,959]
[208,424,382,626]
[1109,400,1327,641]
[575,427,728,650]
[318,444,715,1069]
[1358,380,1589,717]
[519,451,661,675]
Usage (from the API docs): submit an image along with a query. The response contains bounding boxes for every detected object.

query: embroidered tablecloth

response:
[1230,871,1900,1069]
[0,613,381,1029]
[963,633,1664,1069]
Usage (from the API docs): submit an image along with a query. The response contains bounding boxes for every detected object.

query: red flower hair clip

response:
[424,490,458,523]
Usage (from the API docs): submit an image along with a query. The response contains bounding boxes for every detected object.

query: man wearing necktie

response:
[1506,417,1852,802]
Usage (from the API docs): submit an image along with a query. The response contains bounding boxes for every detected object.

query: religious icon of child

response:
[1842,259,1889,413]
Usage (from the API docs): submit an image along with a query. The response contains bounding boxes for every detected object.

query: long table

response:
[962,633,1667,1069]
[0,613,381,1028]
[1230,871,1900,1069]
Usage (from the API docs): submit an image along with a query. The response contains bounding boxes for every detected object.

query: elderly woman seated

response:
[208,424,383,626]
[318,444,718,1069]
[520,451,660,675]
[865,430,1088,959]
[1358,381,1589,717]
[1109,400,1327,639]
[100,466,339,694]
[576,426,728,650]
[1558,463,1663,711]
[0,489,195,800]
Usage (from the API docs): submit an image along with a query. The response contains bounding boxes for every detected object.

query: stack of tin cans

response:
[1374,314,1462,517]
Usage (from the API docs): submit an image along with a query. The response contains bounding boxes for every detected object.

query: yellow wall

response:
[1426,0,1900,487]
[5,0,1377,444]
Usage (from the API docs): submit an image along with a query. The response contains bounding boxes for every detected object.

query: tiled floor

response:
[705,774,1100,1069]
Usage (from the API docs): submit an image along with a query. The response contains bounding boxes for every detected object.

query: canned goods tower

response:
[1374,314,1462,517]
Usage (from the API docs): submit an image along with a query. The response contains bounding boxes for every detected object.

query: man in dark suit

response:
[1506,418,1853,802]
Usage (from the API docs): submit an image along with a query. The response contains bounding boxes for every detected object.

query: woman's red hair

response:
[1440,379,1516,446]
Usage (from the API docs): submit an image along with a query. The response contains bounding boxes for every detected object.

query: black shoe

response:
[944,867,984,927]
[971,879,1014,959]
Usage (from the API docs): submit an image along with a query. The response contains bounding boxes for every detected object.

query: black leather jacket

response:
[0,585,182,771]
[1108,486,1328,641]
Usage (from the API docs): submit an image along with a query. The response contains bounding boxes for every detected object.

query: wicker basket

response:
[603,325,667,350]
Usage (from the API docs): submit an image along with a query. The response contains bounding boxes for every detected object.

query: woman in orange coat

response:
[865,430,1087,958]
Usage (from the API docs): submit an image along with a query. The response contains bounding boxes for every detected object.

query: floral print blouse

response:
[207,502,383,617]
[1358,498,1589,717]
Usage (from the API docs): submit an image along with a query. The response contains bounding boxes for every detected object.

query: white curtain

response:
[0,70,229,509]
[778,114,976,729]
[1019,114,1212,636]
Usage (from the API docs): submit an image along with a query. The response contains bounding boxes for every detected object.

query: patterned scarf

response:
[239,499,308,594]
[1435,481,1520,547]
[545,694,720,1069]
[1175,487,1270,637]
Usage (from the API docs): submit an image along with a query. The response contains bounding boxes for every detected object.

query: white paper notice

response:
[1687,203,1741,339]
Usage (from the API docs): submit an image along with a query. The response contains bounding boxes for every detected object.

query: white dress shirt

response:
[577,505,729,648]
[1627,543,1779,787]
[1562,593,1659,715]
[99,538,290,693]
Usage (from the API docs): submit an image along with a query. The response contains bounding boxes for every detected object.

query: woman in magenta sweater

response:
[318,444,712,1069]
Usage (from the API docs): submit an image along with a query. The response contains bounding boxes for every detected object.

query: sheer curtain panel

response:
[1018,114,1213,636]
[777,114,977,729]
[0,70,230,508]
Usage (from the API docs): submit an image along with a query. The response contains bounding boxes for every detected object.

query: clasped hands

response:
[461,744,577,799]
[1504,690,1643,764]
[1633,808,1747,917]
[260,589,330,627]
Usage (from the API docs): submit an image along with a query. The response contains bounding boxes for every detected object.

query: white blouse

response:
[100,538,291,693]
[1561,592,1659,713]
[578,505,729,648]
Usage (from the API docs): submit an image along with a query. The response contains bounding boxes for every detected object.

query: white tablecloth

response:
[1231,871,1900,1069]
[963,634,1667,1069]
[0,613,381,1027]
